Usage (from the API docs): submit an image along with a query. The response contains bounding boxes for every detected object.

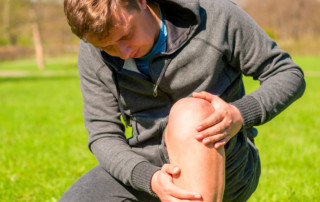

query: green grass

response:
[293,55,320,71]
[0,56,319,201]
[244,58,320,201]
[0,57,78,71]
[0,76,97,201]
[0,58,97,201]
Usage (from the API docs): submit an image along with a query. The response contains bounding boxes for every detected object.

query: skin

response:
[151,94,243,201]
[158,97,226,202]
[192,92,243,149]
[86,0,161,60]
[86,0,244,200]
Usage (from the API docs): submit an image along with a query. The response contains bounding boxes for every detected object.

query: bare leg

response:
[165,97,225,202]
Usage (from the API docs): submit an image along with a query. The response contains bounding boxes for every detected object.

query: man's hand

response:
[151,164,202,201]
[192,91,243,149]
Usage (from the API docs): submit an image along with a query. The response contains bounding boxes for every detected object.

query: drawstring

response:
[112,68,129,126]
[152,57,171,97]
[153,84,158,97]
[100,51,129,125]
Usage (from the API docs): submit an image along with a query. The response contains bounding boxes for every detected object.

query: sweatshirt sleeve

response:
[77,41,160,195]
[222,1,306,129]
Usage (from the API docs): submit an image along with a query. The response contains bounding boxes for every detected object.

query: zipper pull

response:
[153,84,158,97]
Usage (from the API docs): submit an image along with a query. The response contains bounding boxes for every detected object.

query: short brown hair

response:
[64,0,139,41]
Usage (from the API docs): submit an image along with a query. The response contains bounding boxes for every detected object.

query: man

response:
[61,0,305,201]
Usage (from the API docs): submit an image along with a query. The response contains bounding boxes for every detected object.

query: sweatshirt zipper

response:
[153,84,158,97]
[150,53,172,98]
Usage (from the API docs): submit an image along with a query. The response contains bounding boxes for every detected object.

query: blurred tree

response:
[0,0,77,61]
[2,0,10,43]
[240,0,320,40]
[0,0,31,46]
[30,0,45,69]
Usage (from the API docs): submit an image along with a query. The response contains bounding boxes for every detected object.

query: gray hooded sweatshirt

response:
[76,0,305,200]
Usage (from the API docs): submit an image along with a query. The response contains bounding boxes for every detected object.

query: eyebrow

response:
[119,28,133,40]
[98,12,134,49]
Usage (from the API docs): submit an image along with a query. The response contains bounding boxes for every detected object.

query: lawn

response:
[244,60,320,201]
[0,56,319,201]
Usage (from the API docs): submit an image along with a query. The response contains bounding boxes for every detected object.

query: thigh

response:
[59,165,160,202]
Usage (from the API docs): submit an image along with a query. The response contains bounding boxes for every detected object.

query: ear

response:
[136,0,147,10]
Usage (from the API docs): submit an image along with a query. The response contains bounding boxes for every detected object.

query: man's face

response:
[87,4,159,60]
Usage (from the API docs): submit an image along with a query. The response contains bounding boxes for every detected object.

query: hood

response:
[157,0,201,53]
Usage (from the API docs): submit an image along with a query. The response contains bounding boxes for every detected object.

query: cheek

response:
[134,29,154,46]
[103,49,118,57]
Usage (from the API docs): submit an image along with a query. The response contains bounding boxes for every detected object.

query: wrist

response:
[230,104,244,132]
[230,96,262,129]
[131,162,160,196]
[151,170,161,194]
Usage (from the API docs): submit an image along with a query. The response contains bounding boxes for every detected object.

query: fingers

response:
[192,91,215,102]
[162,164,181,176]
[192,91,243,148]
[195,113,223,132]
[195,109,228,140]
[213,136,232,148]
[164,182,202,200]
[153,164,203,201]
[195,120,231,148]
[202,133,232,148]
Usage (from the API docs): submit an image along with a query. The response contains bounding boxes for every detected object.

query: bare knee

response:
[165,97,225,202]
[166,97,214,142]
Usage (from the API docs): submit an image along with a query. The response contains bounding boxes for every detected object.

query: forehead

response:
[92,6,134,42]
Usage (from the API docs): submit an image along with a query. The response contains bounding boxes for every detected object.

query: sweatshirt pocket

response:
[127,115,167,146]
[129,115,169,166]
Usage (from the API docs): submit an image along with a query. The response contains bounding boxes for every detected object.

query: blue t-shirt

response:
[134,11,167,77]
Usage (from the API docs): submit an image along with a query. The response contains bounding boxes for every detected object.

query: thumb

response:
[162,164,180,175]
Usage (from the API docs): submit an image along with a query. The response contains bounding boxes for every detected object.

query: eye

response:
[120,30,133,41]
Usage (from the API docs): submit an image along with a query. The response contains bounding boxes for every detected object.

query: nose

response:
[117,42,132,59]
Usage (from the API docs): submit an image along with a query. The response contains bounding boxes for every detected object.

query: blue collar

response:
[135,10,167,76]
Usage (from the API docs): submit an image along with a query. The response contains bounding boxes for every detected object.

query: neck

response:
[147,1,161,43]
[148,1,161,20]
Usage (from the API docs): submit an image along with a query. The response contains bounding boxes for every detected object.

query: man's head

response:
[64,0,139,41]
[64,0,161,59]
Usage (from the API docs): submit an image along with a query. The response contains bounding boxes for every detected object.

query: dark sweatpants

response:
[59,133,260,202]
[59,165,160,202]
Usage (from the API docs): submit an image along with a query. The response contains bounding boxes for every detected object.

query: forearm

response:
[232,65,305,129]
[91,137,160,194]
[224,3,306,128]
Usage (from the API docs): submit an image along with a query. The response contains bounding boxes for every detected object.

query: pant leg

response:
[59,165,160,202]
[223,133,261,202]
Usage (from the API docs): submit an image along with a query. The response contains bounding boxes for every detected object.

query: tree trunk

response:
[32,22,45,70]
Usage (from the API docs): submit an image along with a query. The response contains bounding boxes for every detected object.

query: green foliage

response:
[17,35,34,46]
[0,56,319,201]
[263,27,278,40]
[0,36,10,46]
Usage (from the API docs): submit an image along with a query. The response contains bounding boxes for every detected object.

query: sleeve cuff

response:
[230,95,263,129]
[131,161,161,197]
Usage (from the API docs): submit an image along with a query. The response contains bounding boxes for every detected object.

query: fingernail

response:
[196,125,203,130]
[194,194,201,198]
[195,133,203,139]
[202,138,210,144]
